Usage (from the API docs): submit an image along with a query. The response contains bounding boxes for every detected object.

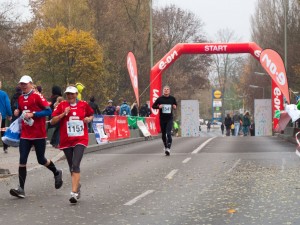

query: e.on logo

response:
[158,50,178,70]
[260,50,286,86]
[273,87,282,111]
[127,57,138,88]
[151,89,160,115]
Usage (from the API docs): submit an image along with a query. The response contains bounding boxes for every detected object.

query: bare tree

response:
[209,28,246,117]
[153,5,211,101]
[250,0,300,91]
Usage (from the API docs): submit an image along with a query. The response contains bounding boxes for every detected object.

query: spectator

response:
[50,96,64,148]
[0,81,12,153]
[36,86,42,93]
[250,120,255,136]
[231,123,235,136]
[103,100,116,115]
[207,121,211,132]
[131,102,138,116]
[88,96,100,133]
[88,96,101,115]
[119,100,131,116]
[232,111,242,136]
[242,111,251,136]
[50,86,62,108]
[224,114,232,136]
[173,120,179,137]
[49,86,62,148]
[75,82,85,100]
[11,86,22,122]
[115,105,120,115]
[139,103,151,117]
[221,122,225,135]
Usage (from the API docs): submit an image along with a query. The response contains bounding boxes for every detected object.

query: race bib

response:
[67,120,84,137]
[162,104,172,114]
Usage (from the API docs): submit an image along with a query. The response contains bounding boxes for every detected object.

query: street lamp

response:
[284,0,287,72]
[249,85,265,99]
[149,0,153,68]
[238,93,248,114]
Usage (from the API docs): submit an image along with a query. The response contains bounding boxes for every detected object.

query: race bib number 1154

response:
[162,104,171,114]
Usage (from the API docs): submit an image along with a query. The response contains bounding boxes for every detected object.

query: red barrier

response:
[103,116,118,141]
[145,117,158,136]
[116,116,130,139]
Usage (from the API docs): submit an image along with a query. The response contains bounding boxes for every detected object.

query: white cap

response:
[19,75,33,84]
[64,86,78,94]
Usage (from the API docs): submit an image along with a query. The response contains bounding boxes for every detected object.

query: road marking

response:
[165,169,178,179]
[281,158,286,172]
[227,159,241,173]
[182,157,191,164]
[191,137,216,154]
[124,190,155,206]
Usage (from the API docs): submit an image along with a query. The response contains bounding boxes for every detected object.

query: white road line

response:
[182,157,191,164]
[227,159,241,174]
[124,190,155,206]
[165,169,178,179]
[281,158,286,172]
[191,137,216,154]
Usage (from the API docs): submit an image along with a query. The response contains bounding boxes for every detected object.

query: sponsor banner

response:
[116,116,130,139]
[103,115,118,141]
[127,52,139,106]
[128,116,138,129]
[272,80,284,130]
[145,117,158,136]
[137,120,151,137]
[92,115,108,144]
[260,49,290,103]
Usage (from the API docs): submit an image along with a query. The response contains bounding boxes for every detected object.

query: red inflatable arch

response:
[150,42,284,132]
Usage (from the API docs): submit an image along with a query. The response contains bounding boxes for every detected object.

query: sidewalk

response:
[0,135,158,178]
[0,144,64,176]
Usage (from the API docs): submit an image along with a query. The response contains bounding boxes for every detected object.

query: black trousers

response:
[160,119,173,148]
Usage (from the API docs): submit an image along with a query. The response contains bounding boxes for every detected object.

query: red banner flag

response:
[260,49,290,103]
[127,52,139,106]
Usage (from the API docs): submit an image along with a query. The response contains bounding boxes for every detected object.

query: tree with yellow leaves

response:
[22,25,109,100]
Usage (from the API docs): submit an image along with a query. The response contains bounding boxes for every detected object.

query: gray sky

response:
[2,0,257,42]
[153,0,258,42]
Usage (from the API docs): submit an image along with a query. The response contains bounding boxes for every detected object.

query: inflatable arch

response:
[150,42,285,131]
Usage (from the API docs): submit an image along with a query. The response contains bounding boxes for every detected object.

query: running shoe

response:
[10,186,25,198]
[165,148,170,156]
[3,149,7,154]
[69,192,79,204]
[54,169,63,189]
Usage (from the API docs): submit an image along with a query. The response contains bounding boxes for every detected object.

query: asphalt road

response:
[0,132,300,225]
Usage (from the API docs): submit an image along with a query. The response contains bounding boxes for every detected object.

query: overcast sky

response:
[153,0,258,42]
[1,0,258,42]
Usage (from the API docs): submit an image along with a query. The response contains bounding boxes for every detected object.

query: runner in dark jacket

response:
[152,85,177,156]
